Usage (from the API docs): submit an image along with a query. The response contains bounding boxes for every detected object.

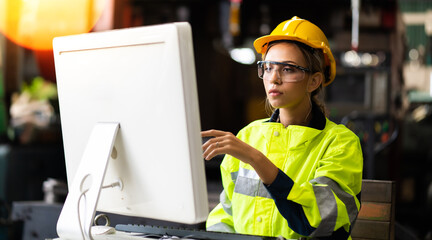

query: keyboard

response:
[115,224,280,240]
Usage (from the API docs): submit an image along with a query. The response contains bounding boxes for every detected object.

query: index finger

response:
[201,129,226,137]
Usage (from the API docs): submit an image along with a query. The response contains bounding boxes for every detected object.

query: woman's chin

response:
[269,101,286,109]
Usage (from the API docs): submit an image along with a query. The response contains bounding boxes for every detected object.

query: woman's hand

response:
[201,129,257,164]
[201,129,279,184]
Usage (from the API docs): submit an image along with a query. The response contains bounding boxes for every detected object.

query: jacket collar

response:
[267,102,326,130]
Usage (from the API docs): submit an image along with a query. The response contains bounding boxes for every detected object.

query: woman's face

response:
[263,42,311,109]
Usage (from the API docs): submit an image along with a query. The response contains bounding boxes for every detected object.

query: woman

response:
[202,16,363,239]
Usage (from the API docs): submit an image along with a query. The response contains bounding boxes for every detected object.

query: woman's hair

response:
[263,40,328,116]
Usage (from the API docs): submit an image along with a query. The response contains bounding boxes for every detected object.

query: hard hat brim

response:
[254,35,314,54]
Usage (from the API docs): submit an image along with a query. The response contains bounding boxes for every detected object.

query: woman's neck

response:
[278,100,312,127]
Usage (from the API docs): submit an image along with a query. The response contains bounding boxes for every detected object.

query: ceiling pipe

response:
[351,0,360,51]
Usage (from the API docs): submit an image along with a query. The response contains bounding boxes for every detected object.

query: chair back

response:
[351,179,396,240]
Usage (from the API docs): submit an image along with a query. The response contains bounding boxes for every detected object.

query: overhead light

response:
[361,53,372,65]
[343,50,361,67]
[229,48,256,65]
[341,50,384,67]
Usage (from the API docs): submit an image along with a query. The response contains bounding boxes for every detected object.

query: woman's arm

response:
[201,129,279,185]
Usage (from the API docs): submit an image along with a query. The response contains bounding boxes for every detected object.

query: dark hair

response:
[263,40,328,116]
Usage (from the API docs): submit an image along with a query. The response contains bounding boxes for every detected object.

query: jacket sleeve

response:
[206,159,236,233]
[265,130,363,238]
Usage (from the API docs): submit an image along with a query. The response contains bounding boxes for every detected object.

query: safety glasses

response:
[257,60,311,83]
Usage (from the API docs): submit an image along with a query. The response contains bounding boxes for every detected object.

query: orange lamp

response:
[0,0,107,50]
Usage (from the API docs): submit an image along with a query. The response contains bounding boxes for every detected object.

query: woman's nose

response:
[268,69,282,84]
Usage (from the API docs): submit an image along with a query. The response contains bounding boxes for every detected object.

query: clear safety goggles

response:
[257,60,312,83]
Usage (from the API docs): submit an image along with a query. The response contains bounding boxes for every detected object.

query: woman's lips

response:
[268,89,282,96]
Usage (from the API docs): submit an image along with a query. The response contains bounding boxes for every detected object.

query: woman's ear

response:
[307,72,323,93]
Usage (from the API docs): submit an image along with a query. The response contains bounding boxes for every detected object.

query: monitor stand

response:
[56,122,120,240]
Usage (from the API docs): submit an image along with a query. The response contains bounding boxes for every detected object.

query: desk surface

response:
[53,231,297,240]
[54,230,164,240]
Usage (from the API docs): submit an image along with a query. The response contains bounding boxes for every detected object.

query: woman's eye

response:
[282,67,295,73]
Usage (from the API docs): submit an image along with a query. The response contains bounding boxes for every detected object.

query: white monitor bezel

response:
[53,22,208,239]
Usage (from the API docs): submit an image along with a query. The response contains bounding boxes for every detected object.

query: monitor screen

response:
[53,22,208,239]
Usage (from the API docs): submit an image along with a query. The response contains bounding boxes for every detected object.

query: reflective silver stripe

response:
[310,176,359,237]
[239,167,259,179]
[310,179,338,237]
[314,176,359,224]
[230,171,238,184]
[233,168,271,199]
[219,190,232,216]
[257,182,272,198]
[207,222,235,233]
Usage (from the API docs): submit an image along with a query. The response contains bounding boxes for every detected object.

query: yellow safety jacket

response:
[206,106,363,239]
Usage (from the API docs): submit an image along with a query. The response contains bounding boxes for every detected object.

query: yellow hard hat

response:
[254,16,336,86]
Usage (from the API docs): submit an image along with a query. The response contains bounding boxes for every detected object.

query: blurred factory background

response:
[0,0,432,239]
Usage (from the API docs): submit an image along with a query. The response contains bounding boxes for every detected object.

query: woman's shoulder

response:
[239,118,273,131]
[323,118,360,140]
[248,118,272,126]
[234,118,274,139]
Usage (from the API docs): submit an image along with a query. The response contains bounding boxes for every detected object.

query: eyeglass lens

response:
[258,61,306,82]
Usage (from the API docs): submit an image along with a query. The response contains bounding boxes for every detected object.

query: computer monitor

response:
[53,22,208,239]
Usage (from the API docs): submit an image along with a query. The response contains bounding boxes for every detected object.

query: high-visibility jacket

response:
[206,106,363,239]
